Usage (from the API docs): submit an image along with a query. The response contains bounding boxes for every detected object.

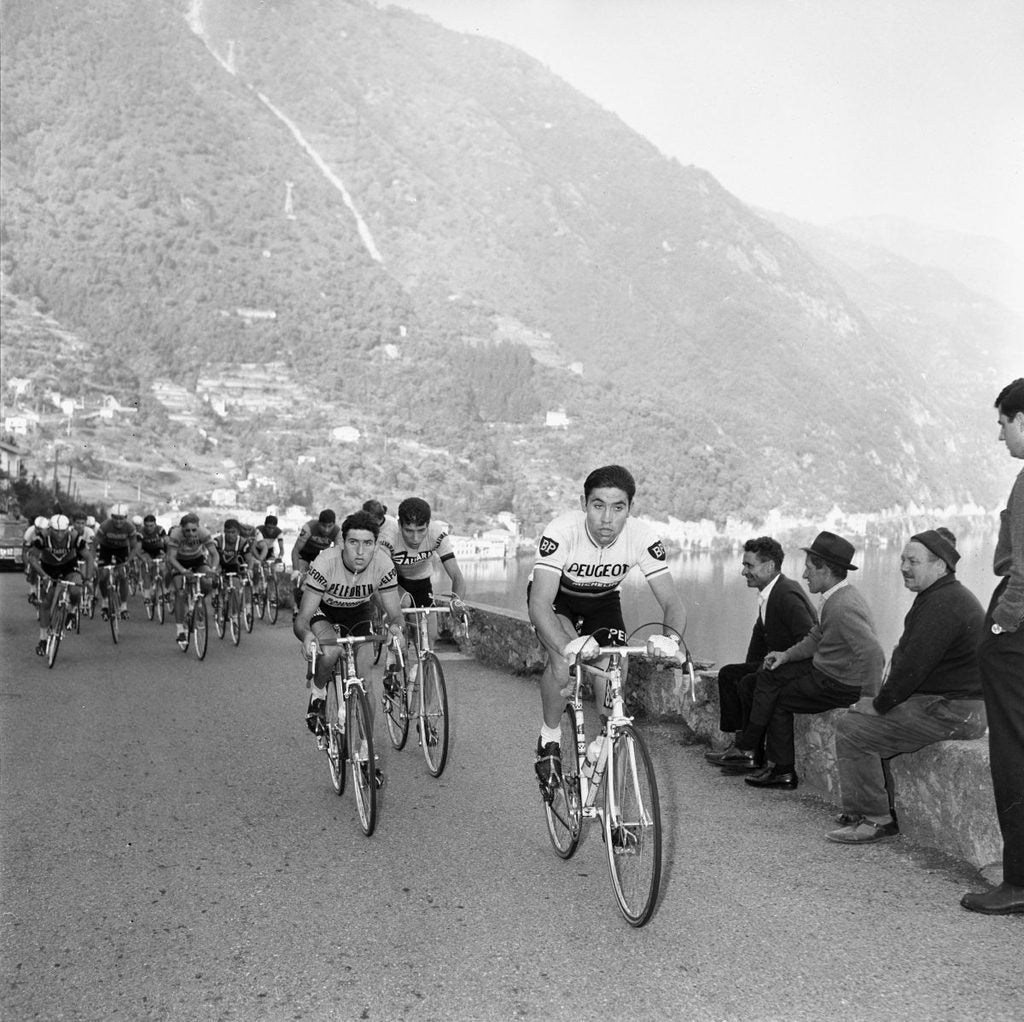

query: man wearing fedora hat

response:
[723,530,884,789]
[827,527,987,845]
[962,377,1024,916]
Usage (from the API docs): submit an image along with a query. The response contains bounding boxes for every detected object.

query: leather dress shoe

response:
[960,882,1024,915]
[716,748,762,773]
[704,743,738,765]
[744,767,798,790]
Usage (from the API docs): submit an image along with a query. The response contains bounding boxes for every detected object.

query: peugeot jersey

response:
[378,519,455,581]
[305,546,398,609]
[533,510,670,599]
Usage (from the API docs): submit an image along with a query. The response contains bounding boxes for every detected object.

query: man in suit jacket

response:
[706,536,817,768]
[723,531,885,790]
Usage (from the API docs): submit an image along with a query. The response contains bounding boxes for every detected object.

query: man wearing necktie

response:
[706,537,817,770]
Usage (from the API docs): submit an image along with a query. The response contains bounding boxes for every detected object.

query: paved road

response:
[1,573,1020,1021]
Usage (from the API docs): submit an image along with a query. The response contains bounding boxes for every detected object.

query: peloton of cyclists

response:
[95,503,137,621]
[166,513,220,650]
[26,514,93,655]
[527,465,686,791]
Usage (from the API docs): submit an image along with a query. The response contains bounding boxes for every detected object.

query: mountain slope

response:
[1,0,1016,526]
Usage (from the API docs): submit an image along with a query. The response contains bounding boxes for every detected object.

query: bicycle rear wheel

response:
[242,582,254,633]
[603,724,662,927]
[228,589,241,646]
[383,660,410,750]
[213,589,225,639]
[266,575,279,624]
[419,652,449,777]
[543,704,582,858]
[325,679,347,796]
[193,597,208,660]
[347,686,377,836]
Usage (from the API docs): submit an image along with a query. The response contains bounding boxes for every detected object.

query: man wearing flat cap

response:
[827,527,986,844]
[722,530,884,790]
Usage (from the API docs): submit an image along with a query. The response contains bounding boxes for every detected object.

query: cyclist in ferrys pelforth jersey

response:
[527,464,687,790]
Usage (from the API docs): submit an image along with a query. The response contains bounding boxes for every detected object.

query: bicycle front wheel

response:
[109,599,120,644]
[325,680,346,796]
[154,577,166,625]
[213,590,225,639]
[543,704,582,859]
[47,605,66,669]
[603,724,662,927]
[347,687,377,836]
[193,597,208,660]
[242,583,254,633]
[228,590,241,646]
[383,661,410,751]
[266,575,279,624]
[419,653,449,777]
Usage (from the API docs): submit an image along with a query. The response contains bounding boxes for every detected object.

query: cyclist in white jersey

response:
[528,465,687,789]
[294,510,407,748]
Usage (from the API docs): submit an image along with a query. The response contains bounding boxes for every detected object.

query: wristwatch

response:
[991,623,1004,635]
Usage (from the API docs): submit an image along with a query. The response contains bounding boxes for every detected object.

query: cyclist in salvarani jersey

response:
[293,510,407,753]
[527,465,687,789]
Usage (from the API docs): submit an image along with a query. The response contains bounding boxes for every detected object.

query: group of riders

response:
[22,504,287,654]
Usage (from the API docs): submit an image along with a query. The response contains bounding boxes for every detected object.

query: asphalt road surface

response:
[1,573,1020,1021]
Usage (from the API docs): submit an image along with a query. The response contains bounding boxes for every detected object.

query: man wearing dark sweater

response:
[723,531,885,790]
[827,528,986,845]
[706,536,817,768]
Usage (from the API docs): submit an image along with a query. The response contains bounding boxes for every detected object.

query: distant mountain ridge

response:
[0,0,1018,530]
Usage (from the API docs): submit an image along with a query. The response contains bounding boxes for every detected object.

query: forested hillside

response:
[1,0,1017,531]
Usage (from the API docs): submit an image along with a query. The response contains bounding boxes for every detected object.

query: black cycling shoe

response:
[306,697,326,735]
[35,639,46,656]
[359,763,385,789]
[535,739,562,789]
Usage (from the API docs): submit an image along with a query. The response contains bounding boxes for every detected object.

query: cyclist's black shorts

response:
[175,555,205,575]
[399,576,433,608]
[96,546,130,566]
[527,581,627,647]
[311,601,373,634]
[41,561,81,582]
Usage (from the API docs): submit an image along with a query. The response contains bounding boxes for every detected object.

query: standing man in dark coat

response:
[706,536,817,769]
[962,377,1024,915]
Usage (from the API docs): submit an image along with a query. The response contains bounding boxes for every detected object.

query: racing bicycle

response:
[541,636,693,927]
[306,627,386,836]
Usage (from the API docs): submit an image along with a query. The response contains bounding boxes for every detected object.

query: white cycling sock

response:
[310,683,327,701]
[540,724,561,745]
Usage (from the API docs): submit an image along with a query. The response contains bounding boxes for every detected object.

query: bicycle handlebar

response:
[304,633,393,680]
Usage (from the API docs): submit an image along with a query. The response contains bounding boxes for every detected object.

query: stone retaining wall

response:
[462,601,1002,875]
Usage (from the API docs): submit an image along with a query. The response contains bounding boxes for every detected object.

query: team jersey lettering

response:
[532,510,671,599]
[304,547,397,609]
[379,520,454,580]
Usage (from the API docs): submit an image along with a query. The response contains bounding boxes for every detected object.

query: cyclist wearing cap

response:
[166,513,220,649]
[23,515,50,604]
[290,509,340,612]
[134,514,168,610]
[27,514,92,655]
[254,514,285,563]
[96,503,137,621]
[527,465,687,790]
[293,511,407,754]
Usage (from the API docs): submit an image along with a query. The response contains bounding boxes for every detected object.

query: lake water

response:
[456,531,999,668]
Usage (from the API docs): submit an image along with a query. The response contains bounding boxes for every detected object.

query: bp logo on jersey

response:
[539,536,559,557]
[648,541,666,561]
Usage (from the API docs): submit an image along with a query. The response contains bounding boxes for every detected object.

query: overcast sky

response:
[393,0,1024,254]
